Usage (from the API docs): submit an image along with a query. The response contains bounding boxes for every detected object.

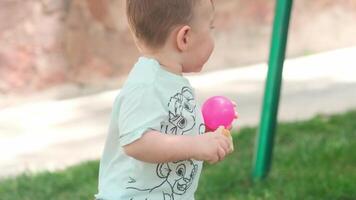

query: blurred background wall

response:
[0,0,355,95]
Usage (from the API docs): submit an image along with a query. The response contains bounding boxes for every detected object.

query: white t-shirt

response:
[95,57,206,200]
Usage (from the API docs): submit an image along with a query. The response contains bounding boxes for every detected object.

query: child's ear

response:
[176,25,191,52]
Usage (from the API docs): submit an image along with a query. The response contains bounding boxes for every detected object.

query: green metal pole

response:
[252,0,293,180]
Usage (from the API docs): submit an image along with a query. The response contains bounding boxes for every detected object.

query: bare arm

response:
[123,131,197,163]
[123,127,232,164]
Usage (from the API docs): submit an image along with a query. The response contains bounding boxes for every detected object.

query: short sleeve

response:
[118,84,166,147]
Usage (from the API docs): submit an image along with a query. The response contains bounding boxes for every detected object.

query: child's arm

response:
[123,126,232,164]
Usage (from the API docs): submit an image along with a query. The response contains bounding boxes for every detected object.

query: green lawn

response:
[1,111,356,200]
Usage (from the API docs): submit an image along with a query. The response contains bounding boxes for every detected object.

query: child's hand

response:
[193,126,233,164]
[226,100,238,131]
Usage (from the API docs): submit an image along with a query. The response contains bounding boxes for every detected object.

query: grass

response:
[1,111,356,200]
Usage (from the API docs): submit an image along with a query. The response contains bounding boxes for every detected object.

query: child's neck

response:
[142,50,183,76]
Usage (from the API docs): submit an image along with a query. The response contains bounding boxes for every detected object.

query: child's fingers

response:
[208,155,219,164]
[230,100,238,119]
[219,135,230,153]
[215,126,225,134]
[217,146,226,161]
[220,128,234,152]
[234,111,239,119]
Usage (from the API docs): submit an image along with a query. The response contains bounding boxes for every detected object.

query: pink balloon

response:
[202,96,236,131]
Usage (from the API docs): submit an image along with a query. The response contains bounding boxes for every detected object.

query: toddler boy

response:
[95,0,237,199]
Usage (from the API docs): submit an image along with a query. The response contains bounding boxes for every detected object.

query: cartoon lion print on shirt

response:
[127,160,198,200]
[161,87,197,135]
[125,87,202,200]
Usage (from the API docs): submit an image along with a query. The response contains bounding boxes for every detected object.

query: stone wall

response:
[0,0,138,94]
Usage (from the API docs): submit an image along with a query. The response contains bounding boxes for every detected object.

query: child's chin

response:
[193,65,204,73]
[188,69,202,73]
[196,66,205,72]
[183,64,204,73]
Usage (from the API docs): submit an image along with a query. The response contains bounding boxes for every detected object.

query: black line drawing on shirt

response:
[199,123,206,135]
[161,87,196,135]
[127,160,198,200]
[129,177,136,184]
